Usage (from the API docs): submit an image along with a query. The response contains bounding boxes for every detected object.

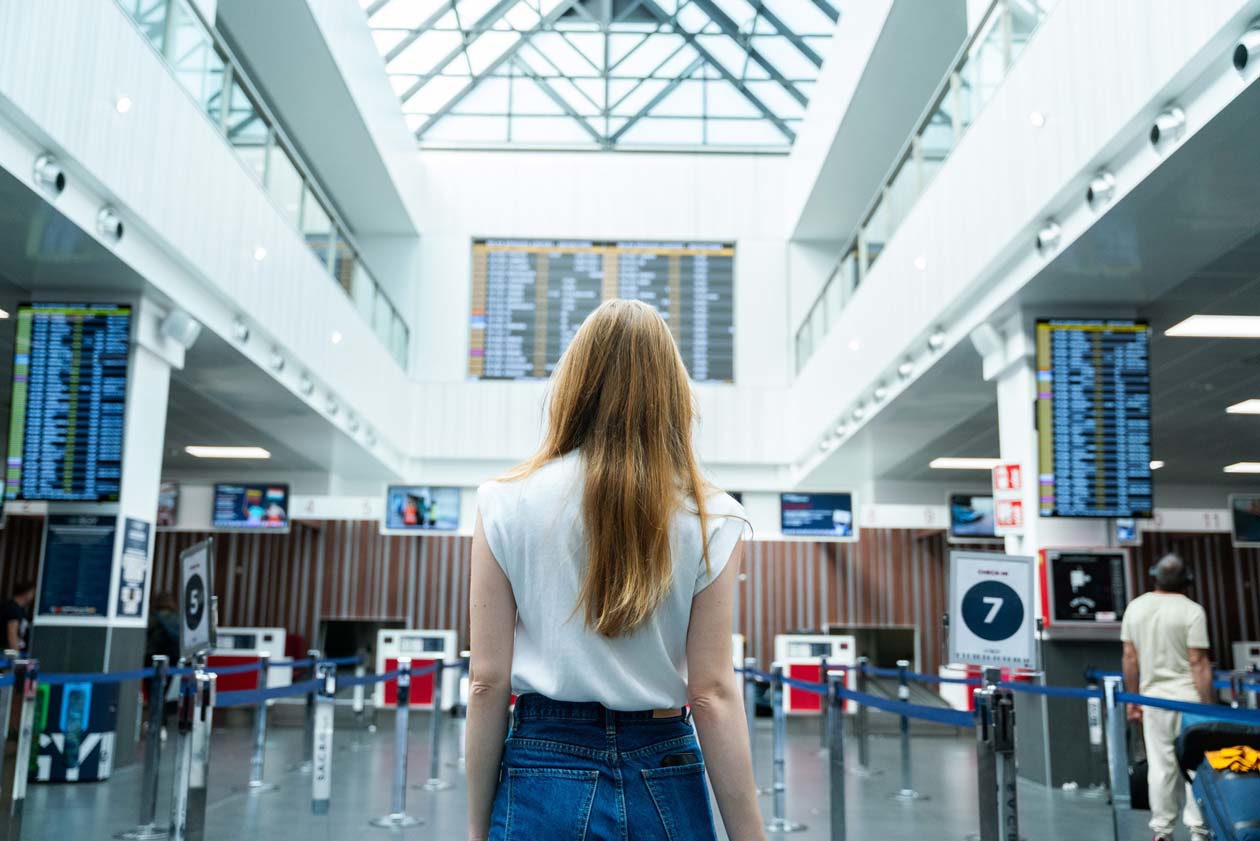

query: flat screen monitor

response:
[5,303,131,502]
[37,514,117,617]
[1035,319,1153,519]
[467,239,734,383]
[780,492,856,540]
[157,480,179,528]
[1043,549,1130,633]
[1115,517,1140,545]
[1231,494,1260,548]
[948,493,1000,541]
[212,483,290,532]
[384,485,460,532]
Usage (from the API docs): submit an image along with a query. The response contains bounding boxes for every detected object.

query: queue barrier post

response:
[818,656,830,752]
[0,651,15,824]
[853,657,873,776]
[117,655,171,840]
[743,658,770,796]
[1085,676,1108,798]
[352,660,369,730]
[973,668,1017,841]
[1101,675,1130,841]
[891,659,924,802]
[764,662,806,834]
[312,662,337,815]
[167,669,196,841]
[1248,666,1259,710]
[1,658,37,841]
[186,670,215,841]
[246,652,276,794]
[457,652,470,771]
[826,673,846,841]
[294,649,321,774]
[370,657,422,828]
[423,661,453,791]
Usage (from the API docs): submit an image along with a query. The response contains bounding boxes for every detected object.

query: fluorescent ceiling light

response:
[1165,315,1260,338]
[1225,462,1260,474]
[929,457,1002,470]
[1149,460,1165,470]
[1226,399,1260,414]
[184,446,271,460]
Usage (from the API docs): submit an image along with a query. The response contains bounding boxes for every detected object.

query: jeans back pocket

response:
[502,768,598,841]
[641,764,717,841]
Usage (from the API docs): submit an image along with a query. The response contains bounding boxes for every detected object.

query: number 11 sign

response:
[947,550,1036,670]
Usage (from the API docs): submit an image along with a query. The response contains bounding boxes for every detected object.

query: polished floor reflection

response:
[22,707,1176,840]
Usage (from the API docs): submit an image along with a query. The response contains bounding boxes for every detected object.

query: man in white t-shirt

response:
[1120,553,1214,841]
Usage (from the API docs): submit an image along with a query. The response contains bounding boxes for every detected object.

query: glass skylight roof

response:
[361,0,838,151]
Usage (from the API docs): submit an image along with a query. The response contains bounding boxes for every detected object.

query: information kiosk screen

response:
[780,492,856,540]
[1231,494,1260,548]
[5,303,131,502]
[384,485,460,531]
[949,493,1000,541]
[468,239,734,383]
[212,483,290,531]
[1035,319,1153,519]
[1044,549,1130,629]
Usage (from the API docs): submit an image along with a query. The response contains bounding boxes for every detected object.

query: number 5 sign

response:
[947,550,1036,670]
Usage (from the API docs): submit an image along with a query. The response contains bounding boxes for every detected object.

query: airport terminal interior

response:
[0,0,1259,839]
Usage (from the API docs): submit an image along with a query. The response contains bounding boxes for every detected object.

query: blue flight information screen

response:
[1036,319,1153,518]
[780,492,855,538]
[5,304,131,502]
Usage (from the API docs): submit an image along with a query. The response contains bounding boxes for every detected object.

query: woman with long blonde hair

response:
[466,299,763,840]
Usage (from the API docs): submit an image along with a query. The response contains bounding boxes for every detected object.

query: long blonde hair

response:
[504,299,711,638]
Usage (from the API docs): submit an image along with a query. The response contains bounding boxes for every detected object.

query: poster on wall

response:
[115,518,150,619]
[947,550,1036,670]
[38,515,117,618]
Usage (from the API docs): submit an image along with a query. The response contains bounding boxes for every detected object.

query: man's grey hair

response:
[1153,553,1189,592]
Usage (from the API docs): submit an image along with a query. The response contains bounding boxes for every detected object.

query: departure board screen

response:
[1036,319,1153,518]
[468,239,734,382]
[6,303,131,502]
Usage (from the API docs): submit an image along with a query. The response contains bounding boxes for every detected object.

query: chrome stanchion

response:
[0,651,15,816]
[851,657,877,777]
[1230,671,1245,709]
[117,655,171,840]
[1247,666,1259,710]
[295,649,321,774]
[312,662,336,815]
[1101,675,1130,841]
[246,652,276,794]
[456,653,470,771]
[972,668,1017,841]
[827,673,846,841]
[765,662,806,834]
[186,670,215,841]
[891,660,924,801]
[423,661,453,791]
[1083,676,1108,799]
[1,658,37,841]
[167,671,196,841]
[818,656,830,753]
[370,657,422,828]
[744,658,770,796]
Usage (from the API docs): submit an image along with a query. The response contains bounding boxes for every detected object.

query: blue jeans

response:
[488,693,719,841]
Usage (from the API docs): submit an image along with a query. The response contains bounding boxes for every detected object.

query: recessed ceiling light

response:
[115,96,134,114]
[897,358,915,379]
[1029,111,1046,127]
[253,246,268,262]
[1226,399,1260,414]
[847,338,861,352]
[913,255,927,271]
[873,382,888,401]
[1150,460,1165,470]
[930,457,1002,470]
[184,445,271,459]
[927,329,947,351]
[330,330,343,345]
[1224,462,1260,473]
[1165,315,1260,338]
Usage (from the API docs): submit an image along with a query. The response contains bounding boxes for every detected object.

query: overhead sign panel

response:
[948,550,1036,670]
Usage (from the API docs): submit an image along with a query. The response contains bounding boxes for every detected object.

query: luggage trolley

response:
[375,629,459,711]
[773,634,857,714]
[208,626,294,694]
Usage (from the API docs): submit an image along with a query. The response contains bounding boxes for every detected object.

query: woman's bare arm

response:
[686,539,766,841]
[466,513,517,841]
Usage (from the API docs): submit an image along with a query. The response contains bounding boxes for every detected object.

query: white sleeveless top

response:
[477,451,747,710]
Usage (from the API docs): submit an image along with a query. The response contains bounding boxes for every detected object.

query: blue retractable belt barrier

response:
[209,661,264,677]
[861,665,903,679]
[999,681,1102,700]
[269,658,314,669]
[324,655,365,668]
[771,671,974,728]
[217,678,322,709]
[339,669,400,689]
[0,673,13,688]
[1116,692,1260,724]
[41,667,156,686]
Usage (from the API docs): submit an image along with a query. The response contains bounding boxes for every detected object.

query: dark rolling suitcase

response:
[1176,716,1260,841]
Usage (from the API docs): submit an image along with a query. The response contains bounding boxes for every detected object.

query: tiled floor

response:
[21,707,1178,840]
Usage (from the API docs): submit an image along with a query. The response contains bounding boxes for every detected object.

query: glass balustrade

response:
[794,0,1059,373]
[116,0,411,369]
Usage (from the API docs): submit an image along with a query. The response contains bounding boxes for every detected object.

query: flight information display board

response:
[1036,319,1153,518]
[5,303,131,502]
[468,239,734,382]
